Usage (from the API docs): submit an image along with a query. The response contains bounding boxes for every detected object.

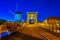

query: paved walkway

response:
[20,26,46,40]
[34,26,60,40]
[41,27,60,37]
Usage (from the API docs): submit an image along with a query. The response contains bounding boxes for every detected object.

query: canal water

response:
[1,31,13,38]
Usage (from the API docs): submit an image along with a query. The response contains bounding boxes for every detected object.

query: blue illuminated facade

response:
[15,12,22,23]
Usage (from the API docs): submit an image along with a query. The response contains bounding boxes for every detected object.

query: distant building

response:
[15,12,22,23]
[47,16,60,33]
[27,12,38,24]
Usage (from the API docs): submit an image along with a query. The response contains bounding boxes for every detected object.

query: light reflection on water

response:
[1,31,13,38]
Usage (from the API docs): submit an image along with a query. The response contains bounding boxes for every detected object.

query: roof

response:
[47,16,60,22]
[16,12,22,14]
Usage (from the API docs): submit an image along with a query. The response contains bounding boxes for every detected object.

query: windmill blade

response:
[15,3,18,12]
[9,10,15,15]
[22,19,24,22]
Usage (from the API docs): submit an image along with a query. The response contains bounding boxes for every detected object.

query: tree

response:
[0,19,7,25]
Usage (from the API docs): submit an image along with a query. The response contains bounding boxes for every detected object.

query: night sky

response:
[0,0,60,22]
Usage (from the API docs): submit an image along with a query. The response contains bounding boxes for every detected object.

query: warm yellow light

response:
[57,24,59,25]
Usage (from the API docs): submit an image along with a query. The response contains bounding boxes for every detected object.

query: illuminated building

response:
[15,12,22,23]
[47,16,60,33]
[27,12,38,24]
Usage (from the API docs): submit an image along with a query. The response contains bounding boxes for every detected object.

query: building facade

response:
[15,12,22,23]
[47,16,60,33]
[27,12,38,24]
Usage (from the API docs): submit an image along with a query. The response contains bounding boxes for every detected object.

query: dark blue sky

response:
[0,0,60,22]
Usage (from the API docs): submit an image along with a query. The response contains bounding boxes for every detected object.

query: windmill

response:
[9,3,24,23]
